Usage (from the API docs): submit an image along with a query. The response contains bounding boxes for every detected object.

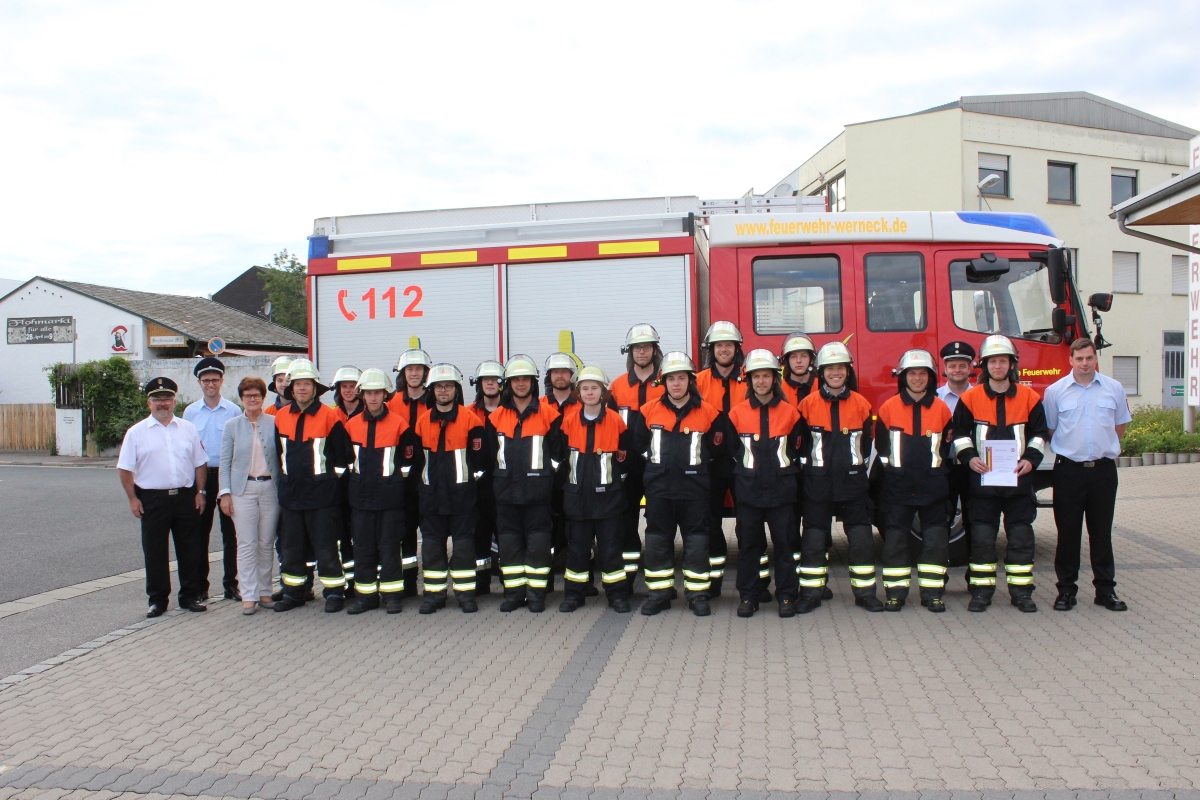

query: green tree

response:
[46,357,147,450]
[259,249,308,334]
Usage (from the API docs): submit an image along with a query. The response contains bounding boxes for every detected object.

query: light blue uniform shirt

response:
[1042,371,1131,462]
[183,396,242,467]
[937,382,973,414]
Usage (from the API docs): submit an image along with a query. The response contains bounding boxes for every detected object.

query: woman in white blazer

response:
[219,376,282,614]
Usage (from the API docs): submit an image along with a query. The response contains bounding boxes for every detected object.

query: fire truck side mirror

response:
[1045,248,1069,305]
[1088,293,1113,313]
[967,253,1010,281]
[1051,307,1076,334]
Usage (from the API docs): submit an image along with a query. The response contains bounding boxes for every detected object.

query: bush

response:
[1121,406,1200,455]
[47,357,149,451]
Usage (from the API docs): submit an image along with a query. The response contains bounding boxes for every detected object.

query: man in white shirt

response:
[937,341,976,555]
[118,377,211,617]
[1042,338,1132,612]
[183,357,242,601]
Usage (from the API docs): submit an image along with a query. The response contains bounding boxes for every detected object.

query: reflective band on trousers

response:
[601,570,625,584]
[281,572,307,587]
[683,569,710,591]
[644,568,674,591]
[849,564,875,588]
[319,575,346,588]
[379,580,404,593]
[565,569,590,583]
[356,582,379,594]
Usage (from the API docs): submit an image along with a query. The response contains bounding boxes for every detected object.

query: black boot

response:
[689,596,711,617]
[1053,592,1077,611]
[641,594,671,616]
[608,598,631,613]
[559,597,583,613]
[324,595,344,613]
[528,595,546,613]
[499,589,527,612]
[855,595,884,612]
[796,595,822,614]
[383,594,404,614]
[274,594,305,612]
[926,596,946,613]
[821,586,834,600]
[419,594,447,614]
[968,594,991,612]
[737,599,758,618]
[778,599,796,618]
[884,597,903,612]
[458,593,478,614]
[1011,593,1037,613]
[345,595,380,615]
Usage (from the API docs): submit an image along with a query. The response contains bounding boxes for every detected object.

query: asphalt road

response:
[0,464,229,678]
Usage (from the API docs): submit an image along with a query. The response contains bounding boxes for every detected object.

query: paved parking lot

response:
[1,463,1198,800]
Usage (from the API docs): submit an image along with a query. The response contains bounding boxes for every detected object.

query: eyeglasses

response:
[199,378,222,386]
[241,394,263,401]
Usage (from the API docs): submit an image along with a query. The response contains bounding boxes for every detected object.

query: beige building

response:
[769,92,1196,407]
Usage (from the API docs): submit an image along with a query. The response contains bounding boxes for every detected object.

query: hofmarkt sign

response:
[7,316,75,345]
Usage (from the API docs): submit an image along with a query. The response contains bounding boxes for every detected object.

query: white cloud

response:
[0,0,1196,295]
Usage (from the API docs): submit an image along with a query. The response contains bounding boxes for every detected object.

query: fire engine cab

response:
[305,195,1109,425]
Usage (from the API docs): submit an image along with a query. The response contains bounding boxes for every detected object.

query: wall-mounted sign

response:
[111,325,129,352]
[150,335,187,347]
[207,337,226,355]
[7,316,75,344]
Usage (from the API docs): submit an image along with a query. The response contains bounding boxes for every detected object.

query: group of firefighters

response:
[265,319,1049,619]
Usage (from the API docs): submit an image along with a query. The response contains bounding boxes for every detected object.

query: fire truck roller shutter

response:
[505,256,692,382]
[313,267,499,375]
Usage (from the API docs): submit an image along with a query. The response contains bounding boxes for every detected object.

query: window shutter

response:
[1112,251,1139,293]
[1172,254,1188,295]
[1111,167,1138,178]
[978,153,1009,171]
[1110,356,1139,395]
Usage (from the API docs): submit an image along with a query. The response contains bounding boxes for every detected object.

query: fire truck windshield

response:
[949,259,1059,342]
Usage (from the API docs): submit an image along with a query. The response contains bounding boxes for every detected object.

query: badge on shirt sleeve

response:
[404,445,414,459]
[616,450,626,462]
[713,432,723,446]
[472,438,482,451]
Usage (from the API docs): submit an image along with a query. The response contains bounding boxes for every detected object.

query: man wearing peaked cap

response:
[184,356,242,601]
[117,377,210,617]
[937,340,977,574]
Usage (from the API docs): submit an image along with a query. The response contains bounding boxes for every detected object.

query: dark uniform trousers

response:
[735,504,797,602]
[881,503,949,602]
[420,511,478,596]
[618,467,646,592]
[800,498,876,599]
[402,490,421,597]
[198,467,237,596]
[279,506,345,600]
[968,492,1036,600]
[1052,457,1118,595]
[351,508,405,596]
[564,516,629,603]
[707,470,733,594]
[497,503,553,601]
[137,486,206,608]
[474,476,498,595]
[338,490,356,594]
[643,498,711,601]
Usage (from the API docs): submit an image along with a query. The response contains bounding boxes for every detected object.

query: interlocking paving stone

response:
[0,465,1198,798]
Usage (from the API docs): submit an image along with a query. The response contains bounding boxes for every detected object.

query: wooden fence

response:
[0,403,57,451]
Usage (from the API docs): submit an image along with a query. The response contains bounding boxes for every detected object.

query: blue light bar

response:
[955,212,1056,238]
[308,235,330,260]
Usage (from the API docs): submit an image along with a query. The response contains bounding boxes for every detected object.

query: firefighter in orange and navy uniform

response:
[951,335,1049,614]
[778,333,830,601]
[630,351,729,617]
[795,342,881,614]
[543,352,581,594]
[330,366,363,596]
[554,365,633,613]
[388,349,432,598]
[608,323,665,592]
[264,356,292,417]
[490,355,563,613]
[727,349,804,618]
[342,369,411,615]
[695,321,748,598]
[273,359,354,612]
[875,350,954,613]
[414,364,487,614]
[470,360,505,595]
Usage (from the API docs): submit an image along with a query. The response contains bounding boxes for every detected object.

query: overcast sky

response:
[1,0,1197,297]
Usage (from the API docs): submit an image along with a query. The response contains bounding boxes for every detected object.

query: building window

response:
[810,173,846,212]
[1112,168,1138,205]
[1112,251,1139,293]
[1111,356,1139,396]
[1172,254,1189,295]
[978,153,1009,197]
[752,255,842,334]
[1047,162,1076,203]
[864,252,926,331]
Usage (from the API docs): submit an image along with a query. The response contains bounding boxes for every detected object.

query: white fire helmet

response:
[815,342,853,369]
[575,364,610,388]
[503,354,539,380]
[621,323,660,352]
[893,349,937,377]
[659,351,697,376]
[977,334,1018,366]
[743,348,780,374]
[356,369,393,393]
[781,333,816,357]
[331,366,362,387]
[427,363,464,385]
[703,320,743,346]
[394,348,433,373]
[470,360,504,386]
[544,352,579,375]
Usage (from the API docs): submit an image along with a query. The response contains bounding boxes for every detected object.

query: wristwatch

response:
[198,490,207,495]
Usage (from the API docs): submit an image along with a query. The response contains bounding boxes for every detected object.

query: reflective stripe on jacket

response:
[727,395,803,508]
[797,386,873,502]
[274,401,352,510]
[631,394,726,501]
[489,399,561,505]
[344,405,410,510]
[951,382,1049,496]
[875,390,952,507]
[558,405,629,520]
[414,403,485,515]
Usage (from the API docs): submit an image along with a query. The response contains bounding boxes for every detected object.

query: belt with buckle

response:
[250,475,273,481]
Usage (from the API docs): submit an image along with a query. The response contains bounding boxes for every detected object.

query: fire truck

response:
[304,194,1112,545]
[305,195,1109,409]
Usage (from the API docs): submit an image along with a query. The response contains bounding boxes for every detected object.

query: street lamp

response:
[977,173,1001,210]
